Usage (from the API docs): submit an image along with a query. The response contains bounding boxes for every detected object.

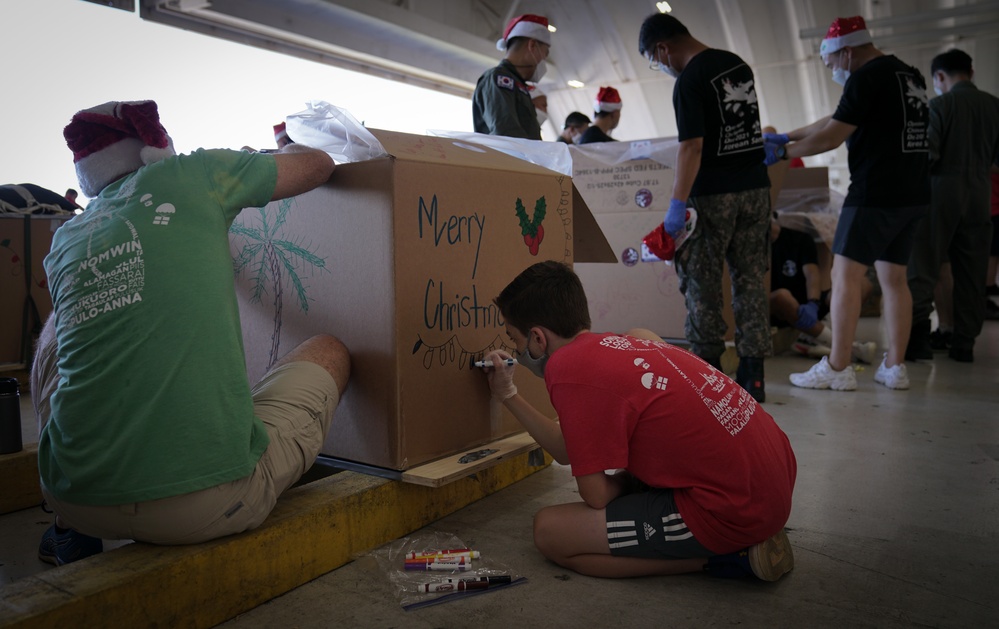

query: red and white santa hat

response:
[63,100,176,197]
[819,16,872,59]
[496,14,551,51]
[594,86,623,113]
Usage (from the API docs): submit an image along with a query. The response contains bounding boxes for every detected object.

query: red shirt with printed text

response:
[545,333,797,554]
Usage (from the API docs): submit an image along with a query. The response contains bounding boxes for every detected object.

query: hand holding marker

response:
[473,358,518,368]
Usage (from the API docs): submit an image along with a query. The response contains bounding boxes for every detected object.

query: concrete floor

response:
[2,317,997,628]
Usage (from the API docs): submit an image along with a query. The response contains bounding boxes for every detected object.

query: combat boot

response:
[736,357,765,403]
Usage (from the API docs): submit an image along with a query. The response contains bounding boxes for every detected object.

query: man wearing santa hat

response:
[764,16,930,392]
[578,86,622,144]
[32,100,350,565]
[638,13,772,403]
[473,14,552,139]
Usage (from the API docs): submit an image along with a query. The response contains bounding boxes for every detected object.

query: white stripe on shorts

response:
[608,531,637,540]
[608,539,640,549]
[661,512,693,540]
[607,519,638,548]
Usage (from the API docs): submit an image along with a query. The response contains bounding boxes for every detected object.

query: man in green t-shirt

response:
[31,100,350,565]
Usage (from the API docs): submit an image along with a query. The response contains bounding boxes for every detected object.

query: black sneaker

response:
[929,328,952,351]
[986,299,999,321]
[948,345,974,363]
[905,319,933,361]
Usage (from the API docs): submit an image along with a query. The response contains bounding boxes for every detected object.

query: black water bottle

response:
[0,377,23,455]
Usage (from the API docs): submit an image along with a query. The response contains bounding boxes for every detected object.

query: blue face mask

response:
[517,338,549,378]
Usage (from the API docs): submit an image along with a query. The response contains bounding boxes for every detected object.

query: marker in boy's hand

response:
[482,350,517,401]
[474,358,518,368]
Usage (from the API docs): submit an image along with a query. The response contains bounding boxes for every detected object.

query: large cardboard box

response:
[0,215,71,367]
[230,129,613,471]
[571,140,786,343]
[570,139,685,338]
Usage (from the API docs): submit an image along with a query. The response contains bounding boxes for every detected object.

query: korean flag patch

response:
[497,75,515,90]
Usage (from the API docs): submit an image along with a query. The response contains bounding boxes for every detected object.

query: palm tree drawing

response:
[231,198,328,369]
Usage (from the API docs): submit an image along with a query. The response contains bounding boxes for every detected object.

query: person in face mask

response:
[905,49,999,364]
[472,14,552,139]
[478,261,797,582]
[637,13,772,403]
[558,111,591,144]
[577,87,622,144]
[761,16,930,393]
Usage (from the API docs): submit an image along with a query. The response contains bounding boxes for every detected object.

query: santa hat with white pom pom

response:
[63,100,176,197]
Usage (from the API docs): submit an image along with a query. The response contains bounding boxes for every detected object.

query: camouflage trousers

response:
[675,186,773,359]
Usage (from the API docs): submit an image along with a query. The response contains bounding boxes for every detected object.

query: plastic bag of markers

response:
[370,530,526,610]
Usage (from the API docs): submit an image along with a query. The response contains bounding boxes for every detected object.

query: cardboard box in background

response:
[0,216,70,367]
[571,140,785,342]
[571,140,685,338]
[231,129,613,471]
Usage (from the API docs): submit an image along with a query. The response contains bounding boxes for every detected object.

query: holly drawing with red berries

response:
[516,196,546,256]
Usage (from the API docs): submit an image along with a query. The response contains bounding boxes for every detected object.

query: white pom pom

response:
[140,136,176,165]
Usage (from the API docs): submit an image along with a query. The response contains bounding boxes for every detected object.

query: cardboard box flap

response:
[572,185,616,263]
[782,166,829,189]
[368,128,559,176]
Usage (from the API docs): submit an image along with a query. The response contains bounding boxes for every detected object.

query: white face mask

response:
[531,59,547,82]
[516,336,549,378]
[571,132,583,145]
[656,50,679,78]
[934,86,943,96]
[830,50,851,86]
[536,109,548,127]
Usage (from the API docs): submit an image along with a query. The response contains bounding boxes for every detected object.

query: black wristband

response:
[777,145,788,161]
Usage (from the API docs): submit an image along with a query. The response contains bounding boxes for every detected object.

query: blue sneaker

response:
[706,529,794,582]
[38,524,103,566]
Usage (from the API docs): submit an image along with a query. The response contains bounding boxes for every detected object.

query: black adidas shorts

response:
[605,488,714,559]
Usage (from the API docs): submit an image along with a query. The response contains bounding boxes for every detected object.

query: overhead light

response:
[548,24,557,33]
[657,1,672,13]
[567,79,585,88]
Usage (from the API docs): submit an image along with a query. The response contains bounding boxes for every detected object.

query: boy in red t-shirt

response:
[481,261,797,581]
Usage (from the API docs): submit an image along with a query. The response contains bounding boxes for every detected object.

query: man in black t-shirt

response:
[558,112,591,145]
[579,86,622,145]
[766,16,929,392]
[638,13,772,403]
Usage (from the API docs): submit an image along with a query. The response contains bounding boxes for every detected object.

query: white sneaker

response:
[851,341,878,365]
[789,356,857,390]
[874,355,910,390]
[792,335,831,358]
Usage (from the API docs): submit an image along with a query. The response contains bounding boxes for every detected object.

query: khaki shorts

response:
[38,354,338,545]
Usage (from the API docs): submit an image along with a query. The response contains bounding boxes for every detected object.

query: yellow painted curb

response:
[0,451,551,628]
